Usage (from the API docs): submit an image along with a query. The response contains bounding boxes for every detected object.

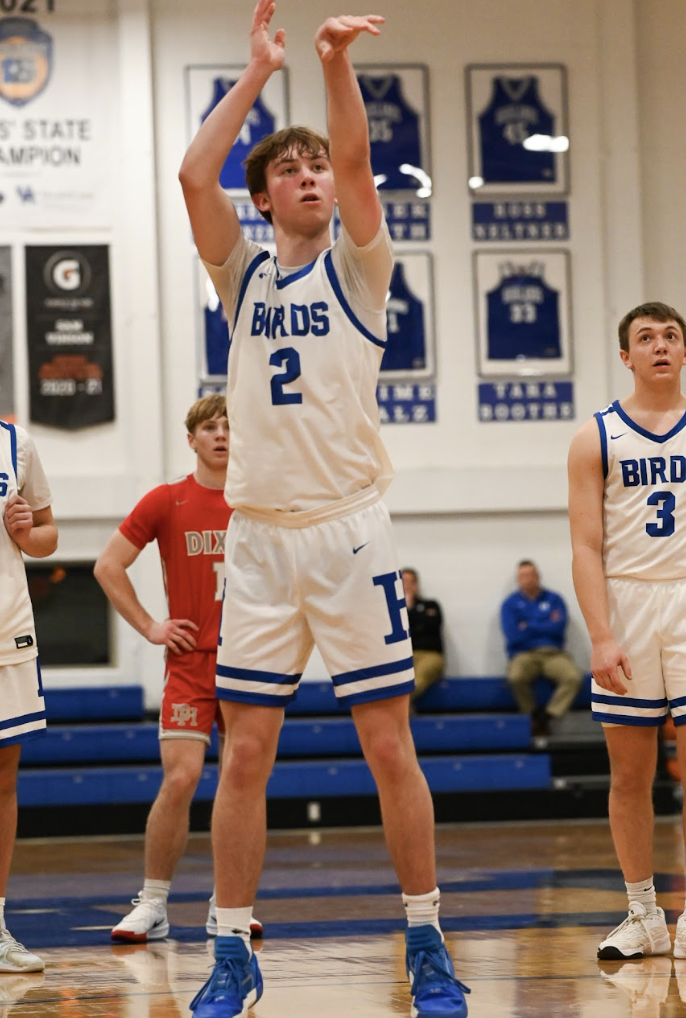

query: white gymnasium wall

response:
[5,0,681,703]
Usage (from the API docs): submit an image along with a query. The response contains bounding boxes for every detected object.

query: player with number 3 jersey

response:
[569,302,686,962]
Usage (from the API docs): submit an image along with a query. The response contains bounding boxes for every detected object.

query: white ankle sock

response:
[626,877,657,914]
[402,888,442,933]
[216,907,253,945]
[0,897,5,930]
[142,879,171,903]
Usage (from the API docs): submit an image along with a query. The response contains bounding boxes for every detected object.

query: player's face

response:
[188,413,229,470]
[621,317,686,379]
[256,148,335,232]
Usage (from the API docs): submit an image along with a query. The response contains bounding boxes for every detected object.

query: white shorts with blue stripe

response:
[216,498,415,709]
[0,657,46,745]
[592,577,686,726]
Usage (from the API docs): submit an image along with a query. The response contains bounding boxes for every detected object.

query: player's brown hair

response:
[617,302,686,352]
[244,126,330,224]
[185,394,227,435]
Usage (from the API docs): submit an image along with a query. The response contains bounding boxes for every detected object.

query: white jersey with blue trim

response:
[204,223,394,515]
[595,399,686,580]
[0,422,52,664]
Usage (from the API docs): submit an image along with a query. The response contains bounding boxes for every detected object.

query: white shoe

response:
[111,892,169,943]
[205,893,263,939]
[597,902,671,959]
[0,930,44,973]
[674,911,686,958]
[599,956,672,1016]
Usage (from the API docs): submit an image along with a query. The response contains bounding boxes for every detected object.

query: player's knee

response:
[161,763,202,801]
[222,733,274,787]
[610,763,655,798]
[363,726,414,780]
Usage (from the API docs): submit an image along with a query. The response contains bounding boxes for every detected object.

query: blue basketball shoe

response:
[406,925,470,1018]
[189,937,262,1018]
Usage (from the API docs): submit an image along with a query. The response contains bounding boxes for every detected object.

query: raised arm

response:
[315,14,384,247]
[94,531,198,655]
[568,419,632,693]
[179,0,285,265]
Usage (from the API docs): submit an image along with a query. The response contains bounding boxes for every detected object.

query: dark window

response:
[26,562,111,666]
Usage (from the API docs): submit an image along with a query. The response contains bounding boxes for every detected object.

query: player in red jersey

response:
[95,395,261,942]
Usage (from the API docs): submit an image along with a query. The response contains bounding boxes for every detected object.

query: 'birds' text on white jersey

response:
[204,223,394,516]
[0,422,52,664]
[596,400,686,580]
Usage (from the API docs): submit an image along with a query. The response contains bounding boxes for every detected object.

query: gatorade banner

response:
[25,244,115,429]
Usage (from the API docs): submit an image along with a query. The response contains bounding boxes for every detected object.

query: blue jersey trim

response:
[323,251,386,349]
[337,679,416,706]
[592,692,668,708]
[613,398,686,443]
[231,250,271,349]
[0,709,47,733]
[593,412,608,479]
[591,711,667,727]
[275,260,317,289]
[670,694,686,708]
[0,725,47,747]
[332,656,414,687]
[216,687,298,707]
[0,420,17,479]
[217,663,302,685]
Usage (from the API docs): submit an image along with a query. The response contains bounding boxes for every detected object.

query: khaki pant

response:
[411,650,445,702]
[507,647,582,718]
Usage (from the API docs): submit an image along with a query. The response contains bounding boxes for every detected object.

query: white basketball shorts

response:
[591,577,686,727]
[216,500,415,709]
[0,657,46,745]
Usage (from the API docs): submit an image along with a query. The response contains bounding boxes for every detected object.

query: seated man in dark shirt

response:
[500,559,582,736]
[402,568,445,704]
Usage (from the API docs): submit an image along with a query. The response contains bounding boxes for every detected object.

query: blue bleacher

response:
[20,712,531,766]
[17,753,550,807]
[43,685,145,722]
[17,679,560,810]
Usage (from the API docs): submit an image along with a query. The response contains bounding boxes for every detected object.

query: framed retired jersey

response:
[466,64,569,196]
[473,249,572,377]
[356,64,431,195]
[380,252,435,380]
[185,64,290,193]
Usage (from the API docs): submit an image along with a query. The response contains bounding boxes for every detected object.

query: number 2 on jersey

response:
[270,347,302,405]
[646,490,676,537]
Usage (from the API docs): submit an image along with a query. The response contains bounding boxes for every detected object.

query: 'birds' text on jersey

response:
[206,226,394,514]
[595,401,686,580]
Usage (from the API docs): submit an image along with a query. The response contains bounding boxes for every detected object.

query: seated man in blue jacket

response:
[500,560,582,736]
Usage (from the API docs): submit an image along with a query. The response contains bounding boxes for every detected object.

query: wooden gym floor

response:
[4,816,686,1017]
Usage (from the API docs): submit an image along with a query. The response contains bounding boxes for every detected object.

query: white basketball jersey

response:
[596,400,686,580]
[206,228,394,515]
[0,423,52,664]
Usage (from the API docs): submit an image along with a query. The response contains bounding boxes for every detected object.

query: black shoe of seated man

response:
[531,706,551,738]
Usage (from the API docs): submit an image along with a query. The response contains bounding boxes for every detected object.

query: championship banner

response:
[0,11,115,228]
[0,247,14,421]
[25,245,115,429]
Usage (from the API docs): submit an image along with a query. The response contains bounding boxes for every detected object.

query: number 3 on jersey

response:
[646,490,676,537]
[270,347,302,405]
